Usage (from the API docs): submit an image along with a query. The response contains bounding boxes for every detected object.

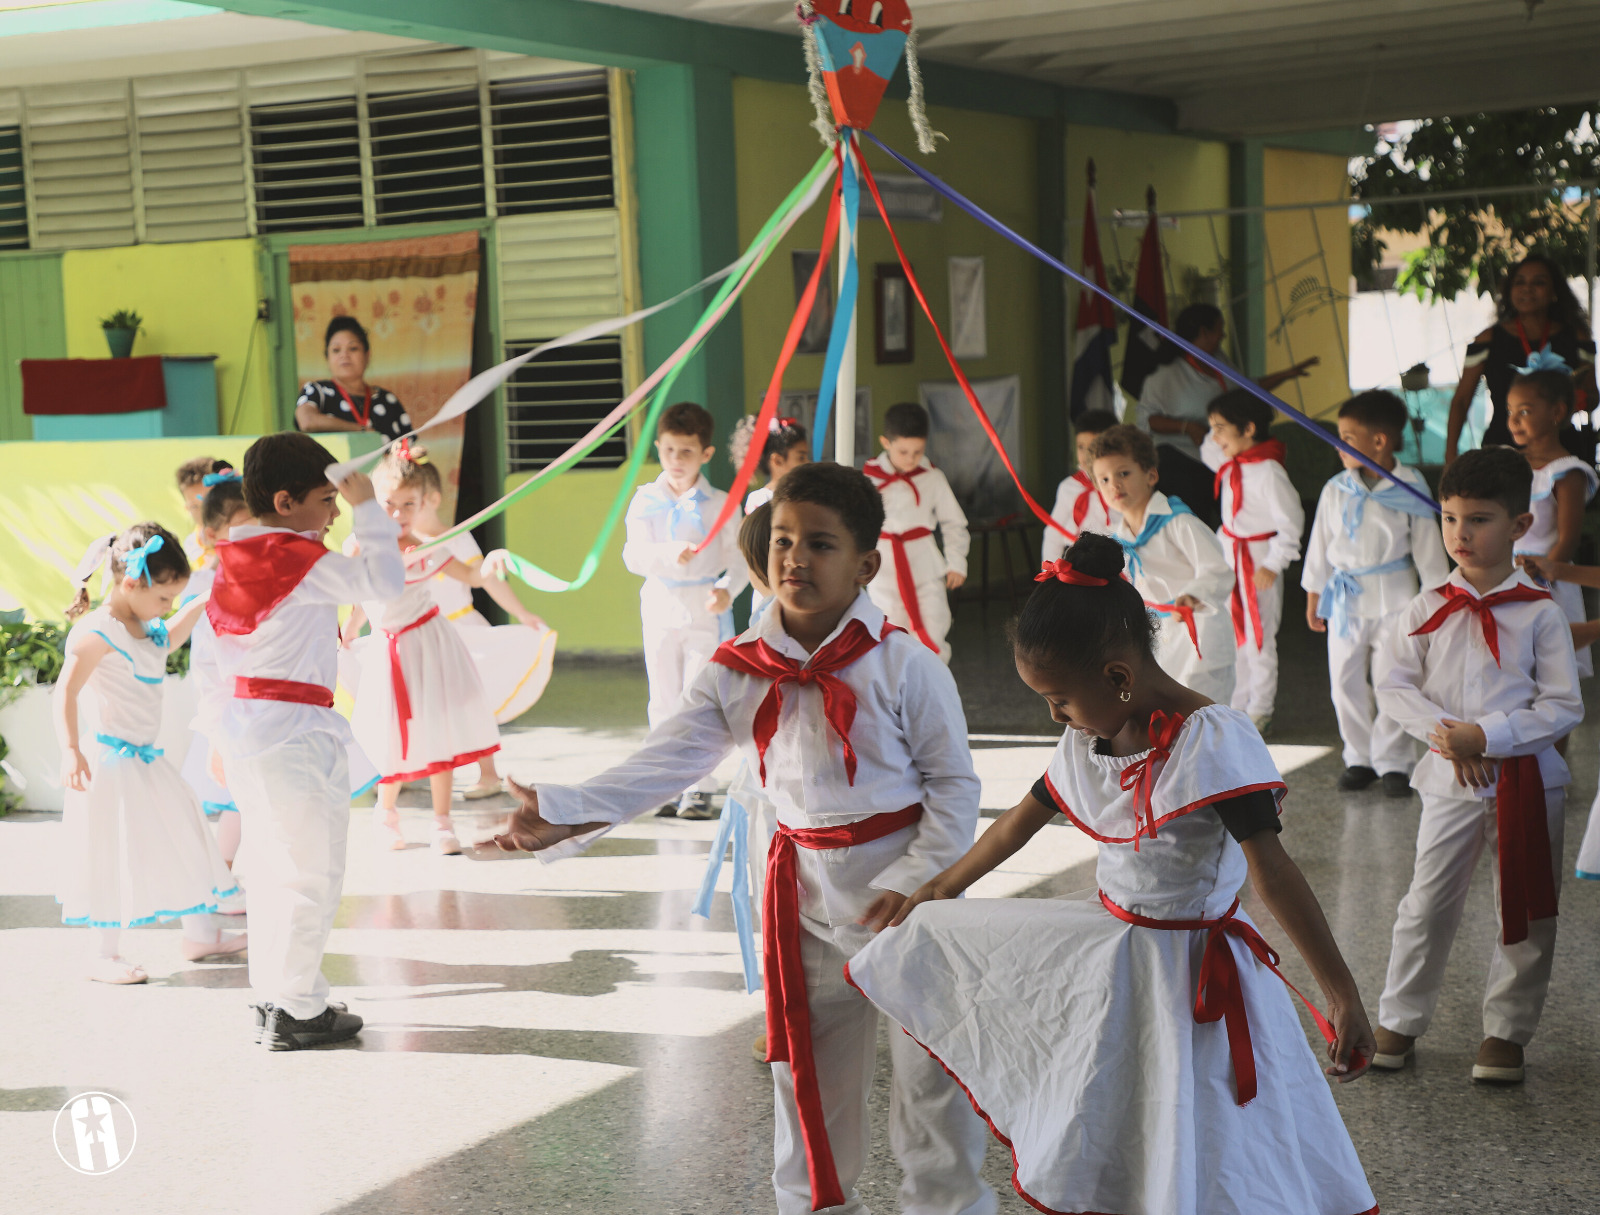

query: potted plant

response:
[100,308,144,358]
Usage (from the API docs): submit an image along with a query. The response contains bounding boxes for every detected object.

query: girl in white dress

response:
[847,533,1378,1215]
[56,524,246,984]
[729,414,810,631]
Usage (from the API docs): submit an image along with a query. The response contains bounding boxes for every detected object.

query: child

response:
[623,401,748,819]
[495,462,993,1215]
[56,524,245,984]
[343,449,505,855]
[1205,389,1304,735]
[175,456,235,564]
[864,401,970,663]
[207,432,405,1050]
[731,415,809,623]
[1042,407,1119,564]
[846,532,1377,1215]
[1094,424,1237,705]
[1372,447,1582,1084]
[1302,390,1450,796]
[1507,364,1598,677]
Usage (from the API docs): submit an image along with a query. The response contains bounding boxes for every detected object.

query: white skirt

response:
[349,614,501,783]
[58,747,239,928]
[847,893,1377,1215]
[1576,786,1600,880]
[448,613,557,723]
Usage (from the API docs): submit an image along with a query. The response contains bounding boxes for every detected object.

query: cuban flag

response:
[1120,189,1168,399]
[1071,165,1117,420]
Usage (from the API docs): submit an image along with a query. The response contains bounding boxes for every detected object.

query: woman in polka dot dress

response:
[294,317,413,441]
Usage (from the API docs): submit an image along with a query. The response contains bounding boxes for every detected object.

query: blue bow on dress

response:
[96,733,163,764]
[144,618,170,649]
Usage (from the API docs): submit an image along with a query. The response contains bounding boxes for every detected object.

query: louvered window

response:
[491,71,613,215]
[24,80,136,249]
[0,126,25,249]
[369,86,487,226]
[249,95,363,234]
[134,72,249,243]
[504,336,627,473]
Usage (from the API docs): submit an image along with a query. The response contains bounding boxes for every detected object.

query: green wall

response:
[0,252,66,442]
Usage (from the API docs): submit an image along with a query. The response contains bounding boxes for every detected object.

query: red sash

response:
[232,676,334,709]
[1100,891,1336,1106]
[765,804,924,1210]
[1408,581,1552,667]
[1495,755,1559,945]
[863,460,930,506]
[879,527,939,653]
[207,532,330,636]
[1222,525,1278,650]
[384,606,440,758]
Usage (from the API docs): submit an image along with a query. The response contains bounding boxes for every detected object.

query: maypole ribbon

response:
[810,133,861,460]
[860,129,1440,517]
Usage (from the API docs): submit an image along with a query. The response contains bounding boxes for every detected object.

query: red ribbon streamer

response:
[1408,582,1552,667]
[384,606,441,758]
[1117,710,1184,849]
[864,460,931,506]
[1496,754,1559,946]
[880,527,939,652]
[1099,892,1337,1106]
[765,803,924,1210]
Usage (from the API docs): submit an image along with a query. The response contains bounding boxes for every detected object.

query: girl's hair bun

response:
[1062,532,1126,582]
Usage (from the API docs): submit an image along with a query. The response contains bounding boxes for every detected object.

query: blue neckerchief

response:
[1117,495,1194,578]
[643,480,710,544]
[1333,469,1437,539]
[97,733,163,764]
[691,764,761,994]
[1319,557,1414,639]
[145,618,170,649]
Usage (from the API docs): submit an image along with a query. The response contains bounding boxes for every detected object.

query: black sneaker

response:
[654,802,679,818]
[678,792,721,821]
[1337,766,1379,791]
[250,1000,347,1042]
[259,1002,363,1051]
[1382,772,1413,798]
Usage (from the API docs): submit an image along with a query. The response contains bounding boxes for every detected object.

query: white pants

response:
[1230,576,1283,718]
[868,576,953,665]
[643,621,720,794]
[230,732,351,1021]
[773,918,994,1215]
[1378,788,1565,1045]
[1327,613,1415,775]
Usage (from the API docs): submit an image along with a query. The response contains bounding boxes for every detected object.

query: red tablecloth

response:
[21,357,167,415]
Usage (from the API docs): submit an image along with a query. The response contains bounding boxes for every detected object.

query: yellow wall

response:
[1262,147,1352,419]
[731,78,1042,467]
[60,239,275,436]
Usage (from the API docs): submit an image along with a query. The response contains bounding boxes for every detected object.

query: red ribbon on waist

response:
[1496,754,1559,945]
[1146,600,1201,658]
[1222,525,1277,650]
[880,527,939,653]
[232,676,334,709]
[384,605,440,758]
[766,804,924,1210]
[1099,891,1336,1106]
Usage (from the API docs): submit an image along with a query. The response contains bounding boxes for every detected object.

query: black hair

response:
[739,501,773,591]
[1011,534,1154,673]
[882,401,929,440]
[1156,302,1224,366]
[243,431,336,519]
[770,461,885,552]
[1437,445,1533,517]
[176,455,231,489]
[1206,388,1276,442]
[325,315,370,352]
[1495,253,1590,332]
[66,521,190,620]
[1089,423,1158,471]
[1073,409,1120,439]
[200,478,248,531]
[1507,368,1576,413]
[731,415,810,479]
[659,401,714,447]
[1338,390,1408,445]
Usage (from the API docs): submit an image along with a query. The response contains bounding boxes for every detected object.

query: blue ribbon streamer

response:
[97,732,163,764]
[860,130,1441,517]
[691,771,761,995]
[1318,557,1414,640]
[812,138,860,461]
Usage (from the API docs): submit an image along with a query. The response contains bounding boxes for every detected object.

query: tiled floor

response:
[3,596,1598,1213]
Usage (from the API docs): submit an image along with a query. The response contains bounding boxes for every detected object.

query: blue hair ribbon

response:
[201,470,242,487]
[122,534,165,585]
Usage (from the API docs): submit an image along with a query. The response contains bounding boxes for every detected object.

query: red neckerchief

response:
[864,459,931,506]
[207,533,330,635]
[333,381,371,428]
[1409,581,1552,667]
[1213,438,1288,518]
[1070,468,1107,531]
[709,617,898,786]
[1118,710,1185,849]
[1185,353,1228,390]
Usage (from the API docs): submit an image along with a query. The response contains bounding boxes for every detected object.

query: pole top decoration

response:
[798,0,941,153]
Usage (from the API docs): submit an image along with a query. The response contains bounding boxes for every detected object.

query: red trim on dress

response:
[378,744,500,785]
[1043,772,1285,845]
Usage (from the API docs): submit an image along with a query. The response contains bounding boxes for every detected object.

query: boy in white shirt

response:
[1205,390,1304,735]
[1093,424,1237,704]
[1302,391,1449,796]
[1371,447,1582,1084]
[494,461,993,1215]
[864,401,970,663]
[622,401,748,818]
[207,432,406,1049]
[1042,408,1118,564]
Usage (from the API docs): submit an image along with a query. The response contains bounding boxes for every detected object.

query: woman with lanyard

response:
[1135,302,1318,527]
[1444,253,1599,464]
[294,317,413,441]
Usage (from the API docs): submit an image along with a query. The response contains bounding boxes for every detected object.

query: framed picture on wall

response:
[792,250,836,355]
[875,263,913,364]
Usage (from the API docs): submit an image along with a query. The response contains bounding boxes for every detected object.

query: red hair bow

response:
[396,436,415,464]
[1035,559,1108,587]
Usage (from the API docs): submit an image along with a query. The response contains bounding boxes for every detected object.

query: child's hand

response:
[1430,717,1487,761]
[515,609,546,630]
[945,571,966,590]
[492,778,607,852]
[1446,755,1497,789]
[705,588,732,615]
[1173,593,1203,610]
[676,544,697,566]
[1518,553,1564,586]
[332,468,375,506]
[1324,996,1375,1083]
[886,877,959,928]
[1253,567,1278,591]
[1305,594,1326,633]
[859,890,909,933]
[207,747,227,786]
[62,747,90,792]
[482,550,511,581]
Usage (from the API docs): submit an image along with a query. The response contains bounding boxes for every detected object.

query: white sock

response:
[181,913,217,943]
[96,927,122,959]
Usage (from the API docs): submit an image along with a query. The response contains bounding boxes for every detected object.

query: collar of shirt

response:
[227,523,326,544]
[1442,566,1541,599]
[647,471,712,503]
[742,589,886,664]
[1117,490,1179,536]
[866,452,933,475]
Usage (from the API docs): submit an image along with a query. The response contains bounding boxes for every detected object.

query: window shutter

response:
[503,336,627,473]
[498,209,626,341]
[23,79,136,249]
[489,69,613,216]
[133,71,249,243]
[365,50,487,227]
[246,59,362,234]
[0,90,25,248]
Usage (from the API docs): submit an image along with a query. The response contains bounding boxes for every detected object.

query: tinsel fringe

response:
[796,3,838,147]
[904,29,945,155]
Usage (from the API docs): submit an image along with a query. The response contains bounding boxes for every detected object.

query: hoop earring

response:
[1119,690,1131,702]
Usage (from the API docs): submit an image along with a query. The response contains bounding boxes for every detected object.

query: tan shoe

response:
[88,956,147,985]
[183,932,248,963]
[432,821,463,856]
[751,1033,768,1064]
[1370,1026,1415,1070]
[461,780,503,801]
[1472,1036,1524,1083]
